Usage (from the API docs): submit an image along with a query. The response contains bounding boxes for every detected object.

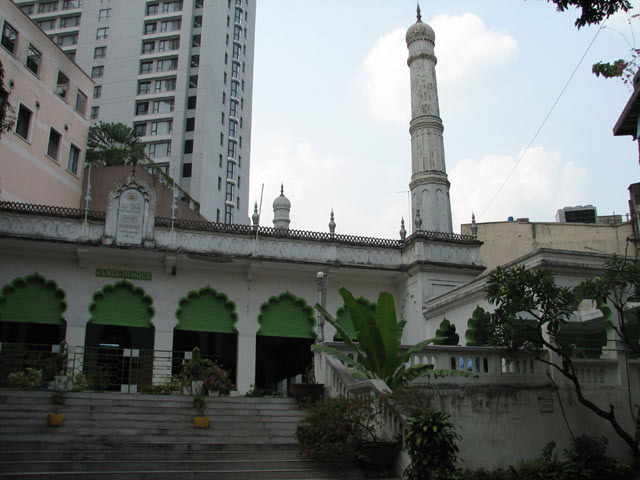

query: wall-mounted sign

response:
[96,268,152,281]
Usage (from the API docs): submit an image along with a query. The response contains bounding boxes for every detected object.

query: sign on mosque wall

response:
[115,189,144,245]
[96,268,152,281]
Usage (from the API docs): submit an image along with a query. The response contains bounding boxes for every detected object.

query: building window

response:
[224,72,227,84]
[163,1,182,13]
[218,177,221,190]
[137,81,151,94]
[182,163,192,178]
[93,85,102,98]
[90,106,99,119]
[226,160,235,178]
[237,175,241,188]
[235,7,242,24]
[231,81,239,98]
[187,96,197,109]
[156,58,178,72]
[219,154,222,167]
[142,41,154,54]
[147,141,171,158]
[75,90,87,115]
[0,22,18,53]
[38,2,58,13]
[63,0,81,9]
[184,139,193,154]
[66,51,76,61]
[233,43,240,60]
[144,22,157,34]
[98,8,111,20]
[233,25,241,42]
[68,144,80,175]
[96,27,109,40]
[136,102,149,115]
[152,99,174,113]
[230,99,238,118]
[158,38,179,51]
[46,128,62,161]
[134,123,147,137]
[145,3,159,15]
[236,196,240,209]
[57,34,78,47]
[151,120,172,135]
[221,112,225,125]
[19,5,34,15]
[196,0,204,7]
[38,19,57,31]
[189,75,198,88]
[160,20,181,33]
[154,78,176,93]
[222,92,226,104]
[25,45,42,76]
[56,71,70,100]
[15,104,33,140]
[60,16,81,28]
[139,61,153,74]
[227,140,236,159]
[91,66,104,78]
[192,34,201,47]
[194,15,202,28]
[191,55,199,68]
[231,61,239,79]
[186,117,195,131]
[229,119,237,138]
[225,205,233,224]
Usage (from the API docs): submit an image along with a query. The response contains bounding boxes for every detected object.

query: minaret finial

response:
[416,2,422,22]
[280,183,284,195]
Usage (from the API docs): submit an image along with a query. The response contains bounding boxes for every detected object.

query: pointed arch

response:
[257,292,315,339]
[175,285,238,333]
[0,273,67,325]
[89,280,154,327]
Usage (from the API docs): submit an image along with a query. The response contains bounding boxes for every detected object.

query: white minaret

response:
[406,5,453,233]
[272,184,291,230]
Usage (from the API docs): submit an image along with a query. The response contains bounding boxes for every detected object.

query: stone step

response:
[0,415,301,427]
[0,442,301,453]
[0,449,302,462]
[0,467,371,479]
[0,433,298,444]
[0,459,344,474]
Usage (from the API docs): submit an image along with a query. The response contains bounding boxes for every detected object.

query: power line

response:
[479,22,607,219]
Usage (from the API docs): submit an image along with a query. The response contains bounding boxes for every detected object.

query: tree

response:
[0,61,16,139]
[485,264,639,463]
[86,122,147,167]
[544,0,631,28]
[313,288,435,391]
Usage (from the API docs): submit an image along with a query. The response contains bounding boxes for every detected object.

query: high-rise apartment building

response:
[13,0,255,224]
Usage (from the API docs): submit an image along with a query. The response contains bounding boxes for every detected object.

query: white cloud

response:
[449,146,588,229]
[249,131,407,238]
[355,13,518,126]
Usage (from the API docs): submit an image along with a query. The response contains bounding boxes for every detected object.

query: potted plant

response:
[192,394,209,428]
[288,364,324,404]
[295,395,399,474]
[183,348,213,395]
[203,363,233,396]
[47,375,71,427]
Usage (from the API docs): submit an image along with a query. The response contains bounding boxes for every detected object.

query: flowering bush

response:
[203,363,233,395]
[295,396,383,461]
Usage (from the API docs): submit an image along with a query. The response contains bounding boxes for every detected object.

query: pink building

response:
[0,2,92,207]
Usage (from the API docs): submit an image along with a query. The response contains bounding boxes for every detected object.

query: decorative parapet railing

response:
[0,201,105,220]
[0,201,482,269]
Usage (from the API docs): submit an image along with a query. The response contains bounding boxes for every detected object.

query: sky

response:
[247,0,640,238]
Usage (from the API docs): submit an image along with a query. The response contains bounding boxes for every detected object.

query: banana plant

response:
[313,288,436,391]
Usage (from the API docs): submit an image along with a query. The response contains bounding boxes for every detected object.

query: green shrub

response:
[404,410,459,480]
[7,368,43,390]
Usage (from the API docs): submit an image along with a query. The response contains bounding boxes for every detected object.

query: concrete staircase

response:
[0,390,395,479]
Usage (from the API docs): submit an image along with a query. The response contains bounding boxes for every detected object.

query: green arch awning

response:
[257,292,315,339]
[175,286,237,333]
[89,280,154,328]
[0,273,66,325]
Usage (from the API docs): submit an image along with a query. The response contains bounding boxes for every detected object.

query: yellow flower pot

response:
[47,413,64,427]
[193,416,210,429]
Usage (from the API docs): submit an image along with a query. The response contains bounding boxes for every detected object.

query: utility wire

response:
[479,22,606,219]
